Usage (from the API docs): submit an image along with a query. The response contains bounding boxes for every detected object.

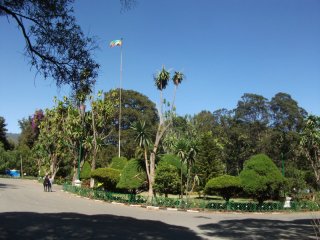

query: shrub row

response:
[63,184,320,212]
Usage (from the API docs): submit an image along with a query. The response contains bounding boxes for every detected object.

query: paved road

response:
[0,178,317,240]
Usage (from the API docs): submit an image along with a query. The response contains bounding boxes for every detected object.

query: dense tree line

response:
[1,88,318,203]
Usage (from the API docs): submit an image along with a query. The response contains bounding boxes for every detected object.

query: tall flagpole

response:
[118,39,123,157]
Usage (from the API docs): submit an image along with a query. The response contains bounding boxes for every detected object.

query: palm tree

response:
[175,139,188,198]
[132,66,185,198]
[154,66,170,91]
[131,121,152,193]
[131,121,150,146]
[154,67,170,124]
[185,144,197,200]
[172,71,184,86]
[172,71,185,111]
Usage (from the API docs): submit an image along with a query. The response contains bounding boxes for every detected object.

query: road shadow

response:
[0,182,17,189]
[0,212,202,240]
[198,218,316,239]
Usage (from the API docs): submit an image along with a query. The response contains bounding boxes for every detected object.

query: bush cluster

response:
[205,154,285,204]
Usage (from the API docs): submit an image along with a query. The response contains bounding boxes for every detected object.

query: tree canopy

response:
[104,89,158,160]
[239,154,285,204]
[0,0,98,92]
[205,175,241,201]
[0,117,12,151]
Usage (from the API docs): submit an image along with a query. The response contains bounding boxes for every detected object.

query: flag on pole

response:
[110,39,122,48]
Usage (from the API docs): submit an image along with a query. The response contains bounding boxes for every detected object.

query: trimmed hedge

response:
[91,168,121,190]
[80,161,91,180]
[205,175,241,201]
[109,156,128,170]
[117,159,147,191]
[63,184,320,212]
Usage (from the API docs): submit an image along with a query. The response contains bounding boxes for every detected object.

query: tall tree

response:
[132,67,185,198]
[103,89,158,160]
[18,110,44,150]
[36,99,69,179]
[0,117,12,151]
[172,71,185,107]
[300,115,320,188]
[131,120,151,187]
[193,111,215,134]
[235,93,270,124]
[84,91,116,188]
[227,93,271,173]
[264,93,307,169]
[18,117,34,149]
[270,92,307,132]
[195,132,225,188]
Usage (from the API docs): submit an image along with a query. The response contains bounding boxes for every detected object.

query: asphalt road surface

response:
[0,178,317,240]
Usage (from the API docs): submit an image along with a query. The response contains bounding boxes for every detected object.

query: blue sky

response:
[1,0,319,133]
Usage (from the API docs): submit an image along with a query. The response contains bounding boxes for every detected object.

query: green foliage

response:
[0,116,12,150]
[0,144,10,173]
[130,121,151,149]
[154,162,180,197]
[91,168,121,190]
[103,89,158,160]
[193,110,215,134]
[204,175,241,201]
[83,92,116,177]
[284,164,307,197]
[63,184,320,212]
[109,156,128,170]
[239,154,285,204]
[196,132,225,188]
[80,161,91,180]
[159,154,186,174]
[18,144,37,177]
[154,67,170,90]
[39,166,48,177]
[117,159,147,191]
[300,115,320,188]
[35,99,72,179]
[270,92,306,131]
[1,0,99,91]
[172,71,184,86]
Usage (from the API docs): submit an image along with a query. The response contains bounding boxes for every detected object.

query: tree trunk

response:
[144,149,150,177]
[90,106,98,188]
[180,161,183,199]
[148,152,156,197]
[90,149,97,188]
[186,162,190,200]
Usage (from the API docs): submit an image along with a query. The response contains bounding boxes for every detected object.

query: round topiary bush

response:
[205,175,241,201]
[239,154,285,204]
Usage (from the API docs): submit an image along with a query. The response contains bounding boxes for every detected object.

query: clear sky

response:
[1,0,319,133]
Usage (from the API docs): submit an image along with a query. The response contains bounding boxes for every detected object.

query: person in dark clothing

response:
[43,175,51,192]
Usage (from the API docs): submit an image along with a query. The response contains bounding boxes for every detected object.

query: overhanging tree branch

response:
[0,1,99,91]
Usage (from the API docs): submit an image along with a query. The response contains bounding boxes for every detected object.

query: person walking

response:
[43,175,50,192]
[49,174,53,192]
